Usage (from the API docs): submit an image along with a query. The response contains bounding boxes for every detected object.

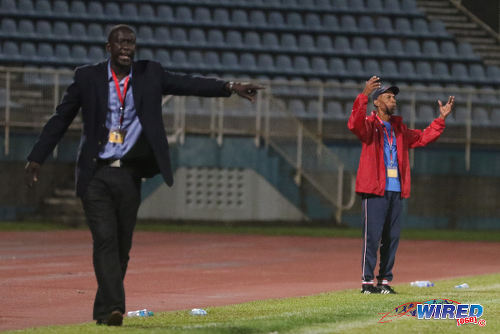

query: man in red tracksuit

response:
[348,76,455,294]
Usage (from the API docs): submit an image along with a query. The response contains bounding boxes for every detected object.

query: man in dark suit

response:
[24,24,262,326]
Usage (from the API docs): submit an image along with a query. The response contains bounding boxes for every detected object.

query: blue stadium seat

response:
[69,1,85,17]
[340,15,357,32]
[268,11,285,27]
[305,13,321,28]
[451,63,468,80]
[189,28,206,45]
[20,42,36,59]
[281,33,298,50]
[416,61,432,79]
[154,27,170,42]
[323,14,339,29]
[1,41,19,60]
[433,62,450,79]
[155,49,170,66]
[367,0,383,12]
[384,0,401,12]
[1,18,16,35]
[250,10,266,26]
[369,37,386,55]
[402,0,420,14]
[38,42,54,62]
[286,12,303,27]
[469,64,486,81]
[394,17,412,34]
[257,54,274,71]
[176,6,193,22]
[53,21,70,39]
[387,38,403,55]
[359,16,375,32]
[429,20,448,37]
[1,0,16,12]
[244,31,261,48]
[334,36,351,54]
[240,53,257,69]
[298,34,315,50]
[381,60,398,76]
[194,7,211,23]
[352,36,368,54]
[472,107,489,126]
[329,57,346,75]
[276,55,292,72]
[331,0,348,10]
[187,51,204,68]
[88,2,104,18]
[350,0,365,11]
[138,48,154,60]
[486,65,500,81]
[457,42,476,58]
[171,27,188,44]
[262,32,279,49]
[157,5,173,20]
[316,35,333,51]
[440,41,456,57]
[122,3,138,18]
[364,59,381,75]
[204,51,220,69]
[226,30,242,47]
[88,46,104,62]
[232,10,248,25]
[221,52,238,69]
[398,61,416,78]
[36,20,52,37]
[138,26,154,42]
[19,0,34,13]
[417,105,435,123]
[213,8,229,23]
[376,17,393,33]
[71,45,88,63]
[404,39,421,55]
[53,0,69,16]
[171,50,187,67]
[208,29,224,46]
[412,18,429,35]
[54,44,70,62]
[70,23,87,40]
[104,2,120,18]
[138,4,154,18]
[35,0,51,13]
[87,23,103,41]
[422,40,440,58]
[346,58,363,76]
[311,56,327,73]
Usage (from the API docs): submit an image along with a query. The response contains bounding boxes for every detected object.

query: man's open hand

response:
[438,96,455,120]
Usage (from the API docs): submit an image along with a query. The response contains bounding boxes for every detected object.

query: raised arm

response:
[347,76,381,142]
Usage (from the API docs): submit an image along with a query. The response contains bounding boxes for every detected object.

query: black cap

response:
[372,85,399,101]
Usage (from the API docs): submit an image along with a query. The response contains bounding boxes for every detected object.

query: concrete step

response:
[462,37,498,45]
[422,7,459,15]
[431,15,468,23]
[443,22,478,29]
[53,188,76,197]
[446,29,489,37]
[417,0,450,7]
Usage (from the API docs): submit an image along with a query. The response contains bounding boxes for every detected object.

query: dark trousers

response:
[361,191,402,283]
[81,165,141,320]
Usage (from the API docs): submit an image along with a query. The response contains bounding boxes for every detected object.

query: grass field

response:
[5,273,498,334]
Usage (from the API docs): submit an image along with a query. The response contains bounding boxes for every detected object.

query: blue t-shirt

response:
[382,120,401,192]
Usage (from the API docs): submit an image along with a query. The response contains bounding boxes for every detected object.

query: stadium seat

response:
[36,20,52,37]
[429,20,449,37]
[213,8,229,24]
[240,53,257,69]
[20,42,36,59]
[88,46,104,62]
[275,55,292,72]
[453,106,468,124]
[457,42,477,58]
[422,40,440,58]
[1,18,16,36]
[289,99,306,116]
[208,29,225,46]
[417,105,435,123]
[346,59,363,76]
[187,28,205,46]
[384,0,401,12]
[472,107,490,126]
[307,100,321,117]
[70,23,87,40]
[244,31,261,48]
[369,37,386,55]
[350,0,365,11]
[157,5,173,20]
[394,18,412,35]
[221,52,238,69]
[412,18,429,35]
[87,23,103,41]
[250,10,266,26]
[311,56,327,73]
[433,62,450,79]
[122,3,138,18]
[376,17,393,34]
[34,0,50,13]
[416,61,432,79]
[138,48,154,60]
[262,32,279,50]
[154,27,170,42]
[69,1,86,17]
[257,54,274,71]
[155,49,170,66]
[469,64,486,81]
[54,44,70,62]
[404,39,421,55]
[19,0,34,13]
[326,101,344,119]
[298,34,315,50]
[305,13,321,28]
[333,36,351,54]
[268,11,285,27]
[367,0,383,12]
[401,0,420,14]
[138,26,154,42]
[340,15,357,33]
[359,16,375,32]
[381,60,398,76]
[232,10,248,26]
[1,0,16,12]
[387,38,404,55]
[490,109,500,126]
[38,42,54,62]
[315,0,331,9]
[331,0,348,10]
[138,4,154,19]
[226,30,242,47]
[440,41,457,57]
[486,65,500,81]
[53,21,70,39]
[204,51,220,69]
[329,57,346,76]
[281,33,298,50]
[194,7,211,23]
[171,27,188,44]
[364,59,381,75]
[104,2,120,18]
[451,63,469,80]
[352,37,368,54]
[323,14,339,29]
[53,0,69,16]
[187,51,204,68]
[286,12,303,27]
[71,45,88,63]
[176,6,193,22]
[316,35,333,51]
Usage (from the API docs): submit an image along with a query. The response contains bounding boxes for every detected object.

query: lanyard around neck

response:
[376,115,396,164]
[111,68,130,130]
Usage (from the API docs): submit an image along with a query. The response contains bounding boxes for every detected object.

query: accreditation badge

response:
[108,130,126,144]
[387,167,398,178]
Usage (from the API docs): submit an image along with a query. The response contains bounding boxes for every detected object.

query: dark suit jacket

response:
[27,60,231,197]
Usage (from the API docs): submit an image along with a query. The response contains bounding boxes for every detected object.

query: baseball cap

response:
[372,85,399,101]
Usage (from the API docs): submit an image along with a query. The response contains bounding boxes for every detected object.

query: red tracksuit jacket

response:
[348,93,446,199]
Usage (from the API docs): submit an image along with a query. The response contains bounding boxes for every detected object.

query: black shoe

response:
[96,319,106,325]
[107,310,123,326]
[361,284,381,294]
[378,284,397,294]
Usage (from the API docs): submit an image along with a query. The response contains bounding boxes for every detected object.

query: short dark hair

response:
[107,24,136,43]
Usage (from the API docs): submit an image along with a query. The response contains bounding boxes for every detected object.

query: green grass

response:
[6,273,499,334]
[3,221,500,242]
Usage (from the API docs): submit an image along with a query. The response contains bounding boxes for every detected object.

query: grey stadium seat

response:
[53,21,70,39]
[54,44,71,62]
[240,53,257,69]
[157,5,173,20]
[88,46,104,62]
[138,26,154,42]
[281,33,298,50]
[364,59,381,75]
[352,36,368,54]
[190,29,207,45]
[208,29,225,46]
[88,2,104,18]
[53,1,69,16]
[176,6,193,22]
[316,35,333,51]
[276,55,292,72]
[369,37,386,55]
[2,42,19,59]
[398,60,417,78]
[213,8,229,24]
[171,50,187,66]
[268,11,285,27]
[262,32,279,50]
[244,32,261,48]
[298,34,315,50]
[250,10,266,26]
[194,7,211,23]
[226,30,243,47]
[221,52,238,69]
[404,39,421,55]
[139,4,154,19]
[187,51,204,68]
[257,54,274,71]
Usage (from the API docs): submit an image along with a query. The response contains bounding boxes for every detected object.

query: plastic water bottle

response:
[455,283,469,289]
[127,309,154,317]
[410,281,434,287]
[190,308,207,316]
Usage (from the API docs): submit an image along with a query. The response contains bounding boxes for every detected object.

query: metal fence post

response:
[255,89,262,147]
[217,98,224,146]
[294,123,303,185]
[465,94,472,171]
[264,90,270,149]
[335,165,344,223]
[4,71,10,156]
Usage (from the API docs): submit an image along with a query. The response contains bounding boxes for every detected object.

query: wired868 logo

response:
[379,298,487,327]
